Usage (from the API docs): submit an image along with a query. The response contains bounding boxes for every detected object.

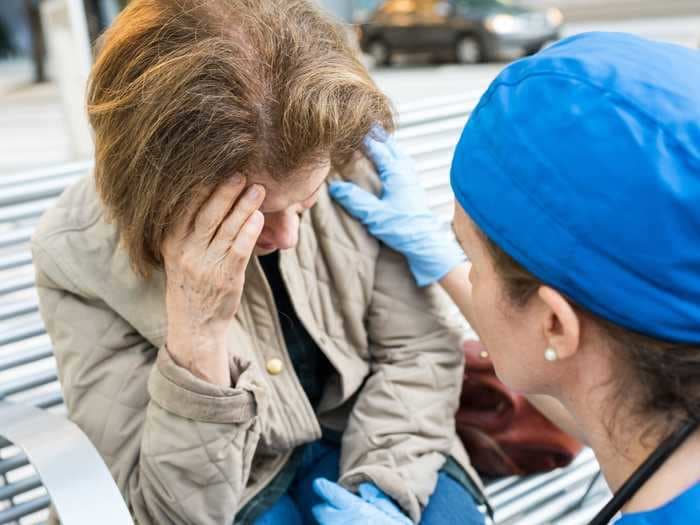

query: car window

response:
[380,0,417,14]
[411,0,452,16]
[455,0,513,7]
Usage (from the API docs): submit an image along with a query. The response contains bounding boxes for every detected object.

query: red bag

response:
[456,340,583,477]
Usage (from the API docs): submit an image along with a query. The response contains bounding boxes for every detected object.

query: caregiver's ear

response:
[538,286,581,360]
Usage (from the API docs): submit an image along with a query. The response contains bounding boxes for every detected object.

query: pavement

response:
[0,59,73,175]
[0,14,699,176]
[522,0,700,22]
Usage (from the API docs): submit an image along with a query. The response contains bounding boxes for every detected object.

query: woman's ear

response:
[538,286,581,360]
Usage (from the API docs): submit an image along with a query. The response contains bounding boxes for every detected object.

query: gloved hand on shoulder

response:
[329,128,465,287]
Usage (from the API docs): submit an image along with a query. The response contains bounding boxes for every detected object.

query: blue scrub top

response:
[615,482,700,524]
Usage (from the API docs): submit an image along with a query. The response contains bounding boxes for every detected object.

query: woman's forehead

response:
[251,162,331,213]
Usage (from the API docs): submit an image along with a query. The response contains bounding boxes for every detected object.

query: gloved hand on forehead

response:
[329,130,465,287]
[312,478,413,525]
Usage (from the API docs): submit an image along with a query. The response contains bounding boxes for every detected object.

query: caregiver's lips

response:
[256,241,276,251]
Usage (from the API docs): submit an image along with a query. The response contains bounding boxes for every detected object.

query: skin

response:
[252,163,331,256]
[446,204,700,514]
[161,160,331,387]
[441,266,585,439]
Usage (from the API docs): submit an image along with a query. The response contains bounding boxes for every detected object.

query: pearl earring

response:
[544,347,558,362]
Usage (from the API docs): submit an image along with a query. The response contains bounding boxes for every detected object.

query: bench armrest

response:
[0,400,133,525]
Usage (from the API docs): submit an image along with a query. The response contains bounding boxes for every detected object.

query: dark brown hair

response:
[87,0,394,276]
[480,229,700,434]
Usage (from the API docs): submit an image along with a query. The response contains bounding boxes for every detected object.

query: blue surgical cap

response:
[451,32,700,343]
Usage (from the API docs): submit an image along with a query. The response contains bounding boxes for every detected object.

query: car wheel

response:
[524,43,543,56]
[455,36,482,64]
[369,40,391,67]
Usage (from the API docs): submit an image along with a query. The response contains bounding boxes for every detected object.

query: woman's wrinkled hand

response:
[161,176,265,386]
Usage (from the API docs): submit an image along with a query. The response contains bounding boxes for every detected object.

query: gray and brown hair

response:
[88,0,394,276]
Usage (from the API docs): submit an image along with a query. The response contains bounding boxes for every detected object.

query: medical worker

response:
[314,32,700,524]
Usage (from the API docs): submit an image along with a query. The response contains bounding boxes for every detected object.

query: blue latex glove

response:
[329,130,466,286]
[312,478,413,525]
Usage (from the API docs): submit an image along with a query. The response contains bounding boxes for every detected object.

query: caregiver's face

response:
[249,160,331,256]
[453,205,551,393]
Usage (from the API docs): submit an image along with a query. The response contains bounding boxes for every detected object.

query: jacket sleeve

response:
[338,246,465,524]
[34,261,266,525]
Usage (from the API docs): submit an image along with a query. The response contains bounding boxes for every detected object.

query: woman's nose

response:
[261,211,299,251]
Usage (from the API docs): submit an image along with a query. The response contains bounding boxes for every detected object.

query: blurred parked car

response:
[0,18,13,58]
[357,0,563,65]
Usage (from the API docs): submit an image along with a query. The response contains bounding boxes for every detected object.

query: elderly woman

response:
[326,33,700,524]
[31,1,487,524]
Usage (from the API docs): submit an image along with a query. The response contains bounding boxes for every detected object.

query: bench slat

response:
[0,493,50,524]
[0,298,39,322]
[493,459,601,523]
[0,393,66,446]
[0,227,33,250]
[0,176,82,208]
[0,251,33,272]
[0,369,57,399]
[519,478,609,525]
[398,92,480,114]
[0,198,57,225]
[0,343,53,373]
[488,450,596,503]
[556,492,612,525]
[0,389,65,446]
[28,391,64,411]
[0,474,42,501]
[0,161,93,188]
[0,275,35,296]
[395,114,468,141]
[0,452,30,476]
[0,320,45,347]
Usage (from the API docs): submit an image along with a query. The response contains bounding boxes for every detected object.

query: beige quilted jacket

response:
[32,156,480,524]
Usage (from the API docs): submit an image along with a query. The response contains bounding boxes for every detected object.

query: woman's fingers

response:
[210,184,265,255]
[161,178,266,387]
[192,175,247,246]
[225,209,264,268]
[167,187,214,247]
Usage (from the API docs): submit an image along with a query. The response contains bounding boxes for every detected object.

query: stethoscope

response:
[588,419,699,524]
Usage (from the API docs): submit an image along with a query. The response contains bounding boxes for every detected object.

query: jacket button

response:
[266,358,284,375]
